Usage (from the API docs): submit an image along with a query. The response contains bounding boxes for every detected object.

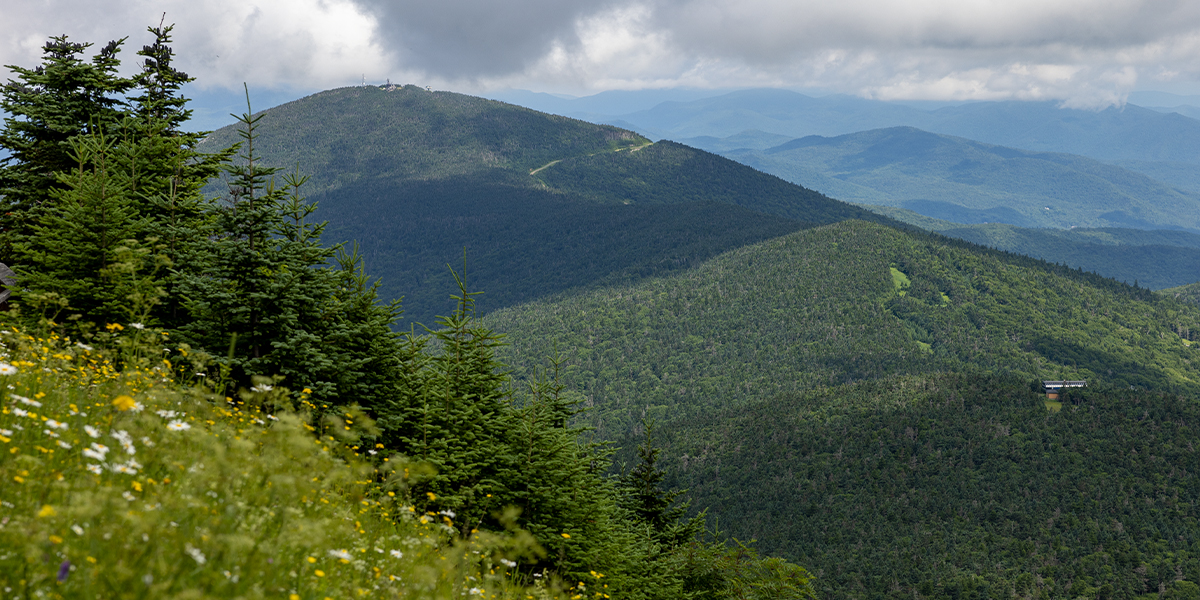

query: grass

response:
[890,267,910,296]
[0,323,569,599]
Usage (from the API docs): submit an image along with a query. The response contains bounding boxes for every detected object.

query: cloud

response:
[6,0,1200,106]
[1,0,392,91]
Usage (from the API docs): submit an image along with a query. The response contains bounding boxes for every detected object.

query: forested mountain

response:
[485,219,1200,598]
[487,220,1200,438]
[718,127,1200,231]
[197,86,891,326]
[651,373,1200,599]
[856,206,1200,290]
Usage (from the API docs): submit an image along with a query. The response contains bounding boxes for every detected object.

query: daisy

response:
[0,363,16,375]
[84,425,101,438]
[12,395,39,407]
[251,383,273,393]
[167,420,191,431]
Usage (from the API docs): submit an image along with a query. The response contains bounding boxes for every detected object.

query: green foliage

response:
[489,220,1200,439]
[645,373,1200,599]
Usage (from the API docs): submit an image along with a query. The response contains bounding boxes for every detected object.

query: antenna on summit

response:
[362,74,366,87]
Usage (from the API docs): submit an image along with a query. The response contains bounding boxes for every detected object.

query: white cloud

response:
[6,0,1200,106]
[1,0,393,91]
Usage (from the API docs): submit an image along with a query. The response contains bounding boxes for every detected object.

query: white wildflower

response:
[0,363,16,375]
[71,524,84,536]
[185,544,206,565]
[43,429,59,438]
[112,430,136,455]
[390,549,403,559]
[12,407,27,417]
[141,437,155,447]
[85,464,103,475]
[122,491,136,501]
[12,394,40,407]
[500,559,517,568]
[56,440,72,449]
[84,425,101,438]
[76,342,93,351]
[82,443,110,461]
[167,420,190,431]
[267,414,278,421]
[130,322,145,330]
[155,410,179,419]
[46,419,67,430]
[440,510,456,518]
[469,588,484,596]
[251,383,273,393]
[0,428,10,436]
[328,549,353,561]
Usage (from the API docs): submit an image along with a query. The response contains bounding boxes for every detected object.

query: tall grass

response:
[0,323,554,599]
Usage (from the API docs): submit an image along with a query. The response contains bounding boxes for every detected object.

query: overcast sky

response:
[6,0,1200,110]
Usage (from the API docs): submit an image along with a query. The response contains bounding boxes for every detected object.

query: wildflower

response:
[85,425,101,438]
[112,395,136,411]
[83,443,110,461]
[469,588,484,596]
[314,570,325,577]
[76,342,93,351]
[251,383,273,393]
[38,505,56,517]
[561,533,571,539]
[122,491,136,501]
[112,430,135,455]
[11,394,38,407]
[167,420,191,431]
[440,509,456,518]
[267,414,278,421]
[86,464,103,474]
[12,407,27,417]
[46,419,67,430]
[0,362,16,375]
[0,429,10,436]
[500,559,517,568]
[57,440,72,449]
[130,322,145,330]
[185,544,206,564]
[71,524,84,535]
[390,550,403,559]
[155,410,180,419]
[328,549,353,561]
[57,560,70,582]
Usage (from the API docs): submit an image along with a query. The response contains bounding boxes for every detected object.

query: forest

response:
[0,26,816,599]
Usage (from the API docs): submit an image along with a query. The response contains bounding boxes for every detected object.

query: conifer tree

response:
[0,35,133,257]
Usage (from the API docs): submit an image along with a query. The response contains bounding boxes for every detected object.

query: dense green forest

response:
[0,27,817,599]
[858,208,1200,290]
[488,220,1200,438]
[646,373,1200,600]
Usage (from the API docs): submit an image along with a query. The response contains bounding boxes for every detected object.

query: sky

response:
[6,0,1200,117]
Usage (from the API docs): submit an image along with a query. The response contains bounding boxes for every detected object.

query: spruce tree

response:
[0,35,133,257]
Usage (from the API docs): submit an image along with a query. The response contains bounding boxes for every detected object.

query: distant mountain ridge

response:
[716,126,1200,232]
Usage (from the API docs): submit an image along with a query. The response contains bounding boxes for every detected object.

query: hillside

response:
[649,373,1200,599]
[858,206,1200,290]
[486,220,1200,439]
[720,127,1200,231]
[198,86,891,326]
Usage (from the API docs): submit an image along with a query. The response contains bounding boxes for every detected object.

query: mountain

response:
[716,126,1200,231]
[197,85,891,327]
[488,219,1200,439]
[561,88,1200,168]
[651,372,1200,599]
[485,218,1200,598]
